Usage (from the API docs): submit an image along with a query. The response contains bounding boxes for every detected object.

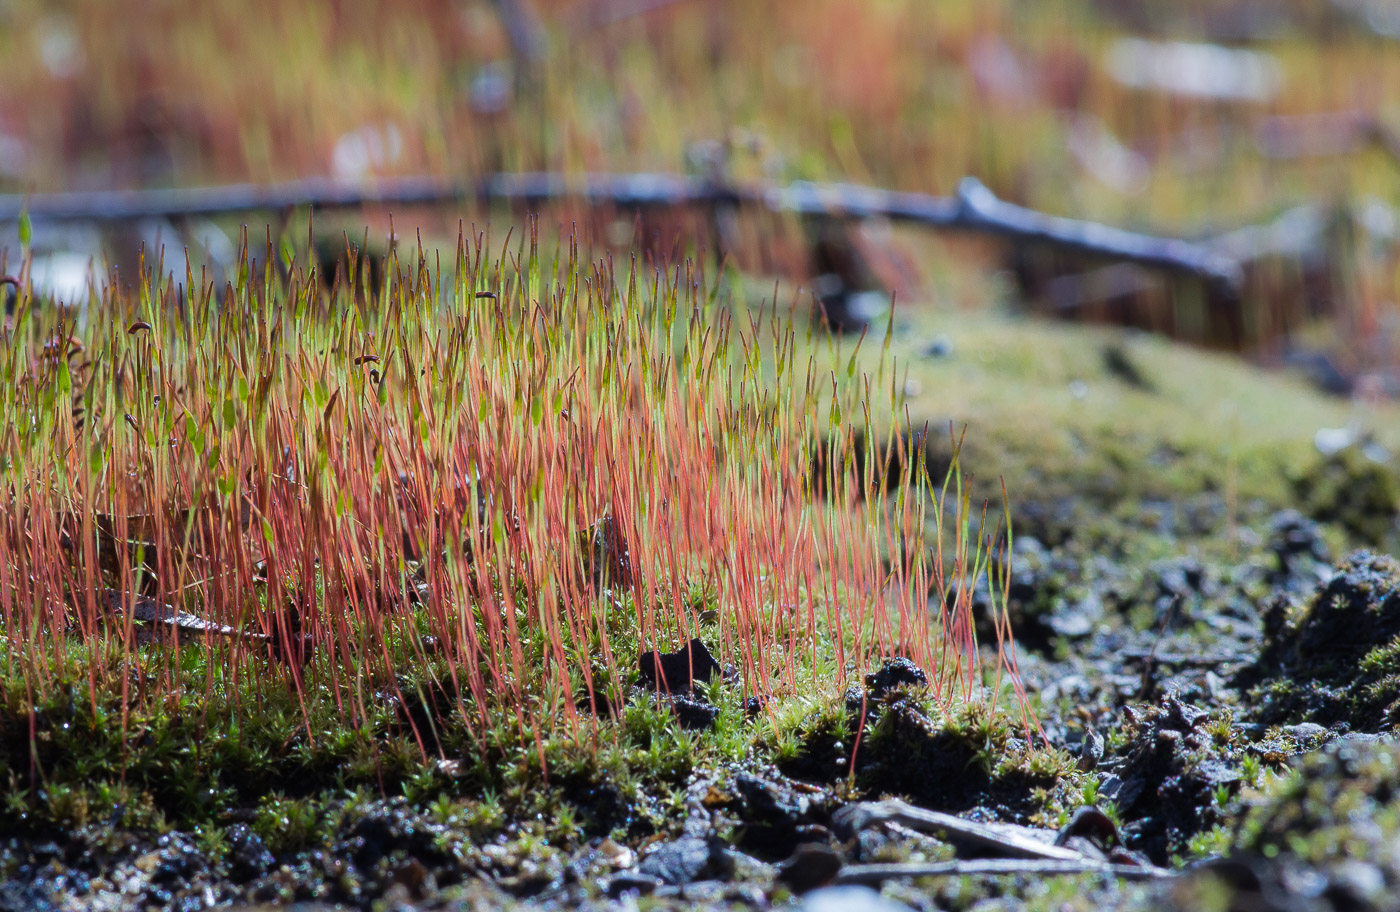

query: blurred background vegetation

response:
[2,0,1398,219]
[2,0,1399,496]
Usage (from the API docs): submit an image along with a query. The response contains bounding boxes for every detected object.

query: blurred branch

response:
[1328,0,1400,39]
[835,859,1172,885]
[0,173,1242,290]
[1255,112,1400,165]
[1369,121,1400,164]
[569,0,694,29]
[491,0,546,64]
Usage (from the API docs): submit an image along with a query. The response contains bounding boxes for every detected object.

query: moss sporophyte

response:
[0,227,1019,832]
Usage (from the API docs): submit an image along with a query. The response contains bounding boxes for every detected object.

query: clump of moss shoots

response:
[1248,550,1400,729]
[0,225,1024,847]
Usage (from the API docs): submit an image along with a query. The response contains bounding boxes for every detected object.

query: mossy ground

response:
[1245,550,1400,729]
[833,301,1400,525]
[3,0,1400,905]
[3,284,1397,909]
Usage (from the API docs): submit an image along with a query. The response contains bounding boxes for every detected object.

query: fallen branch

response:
[0,176,466,223]
[835,859,1172,886]
[760,178,1242,288]
[832,799,1085,862]
[570,0,695,29]
[98,589,269,646]
[0,173,1242,290]
[491,0,546,64]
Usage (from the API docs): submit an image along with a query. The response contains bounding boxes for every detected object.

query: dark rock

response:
[639,638,722,695]
[657,879,730,903]
[1180,737,1400,911]
[582,515,633,590]
[1241,733,1400,851]
[1054,805,1121,850]
[1247,550,1400,729]
[1162,695,1210,730]
[225,823,274,879]
[850,826,898,863]
[1194,758,1242,788]
[921,335,954,358]
[721,882,769,907]
[669,693,720,731]
[864,657,928,699]
[0,882,56,912]
[1272,552,1400,663]
[27,843,62,864]
[728,773,830,860]
[378,675,463,756]
[776,844,842,893]
[1171,857,1269,908]
[560,773,643,837]
[1266,509,1331,587]
[1102,343,1154,391]
[722,848,776,887]
[788,697,1047,816]
[389,859,434,901]
[1013,499,1082,549]
[1077,726,1105,771]
[807,219,887,336]
[1151,557,1214,624]
[150,833,205,888]
[334,801,451,874]
[971,536,1098,651]
[1108,696,1235,863]
[813,280,887,336]
[1285,348,1353,396]
[636,836,731,886]
[575,678,628,719]
[312,234,386,300]
[604,871,662,898]
[1284,722,1331,746]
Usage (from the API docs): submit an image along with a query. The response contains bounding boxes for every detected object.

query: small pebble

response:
[921,334,954,358]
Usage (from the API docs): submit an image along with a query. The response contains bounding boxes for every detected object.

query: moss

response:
[1246,551,1400,729]
[849,308,1400,521]
[1232,736,1400,869]
[1291,449,1400,547]
[775,675,1071,823]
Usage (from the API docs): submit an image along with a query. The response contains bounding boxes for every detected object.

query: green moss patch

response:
[774,662,1076,825]
[1246,551,1400,730]
[1291,449,1400,548]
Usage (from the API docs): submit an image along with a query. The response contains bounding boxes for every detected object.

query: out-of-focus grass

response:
[2,0,1398,230]
[4,0,1399,376]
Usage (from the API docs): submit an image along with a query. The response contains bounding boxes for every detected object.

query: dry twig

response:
[833,799,1085,862]
[835,859,1172,885]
